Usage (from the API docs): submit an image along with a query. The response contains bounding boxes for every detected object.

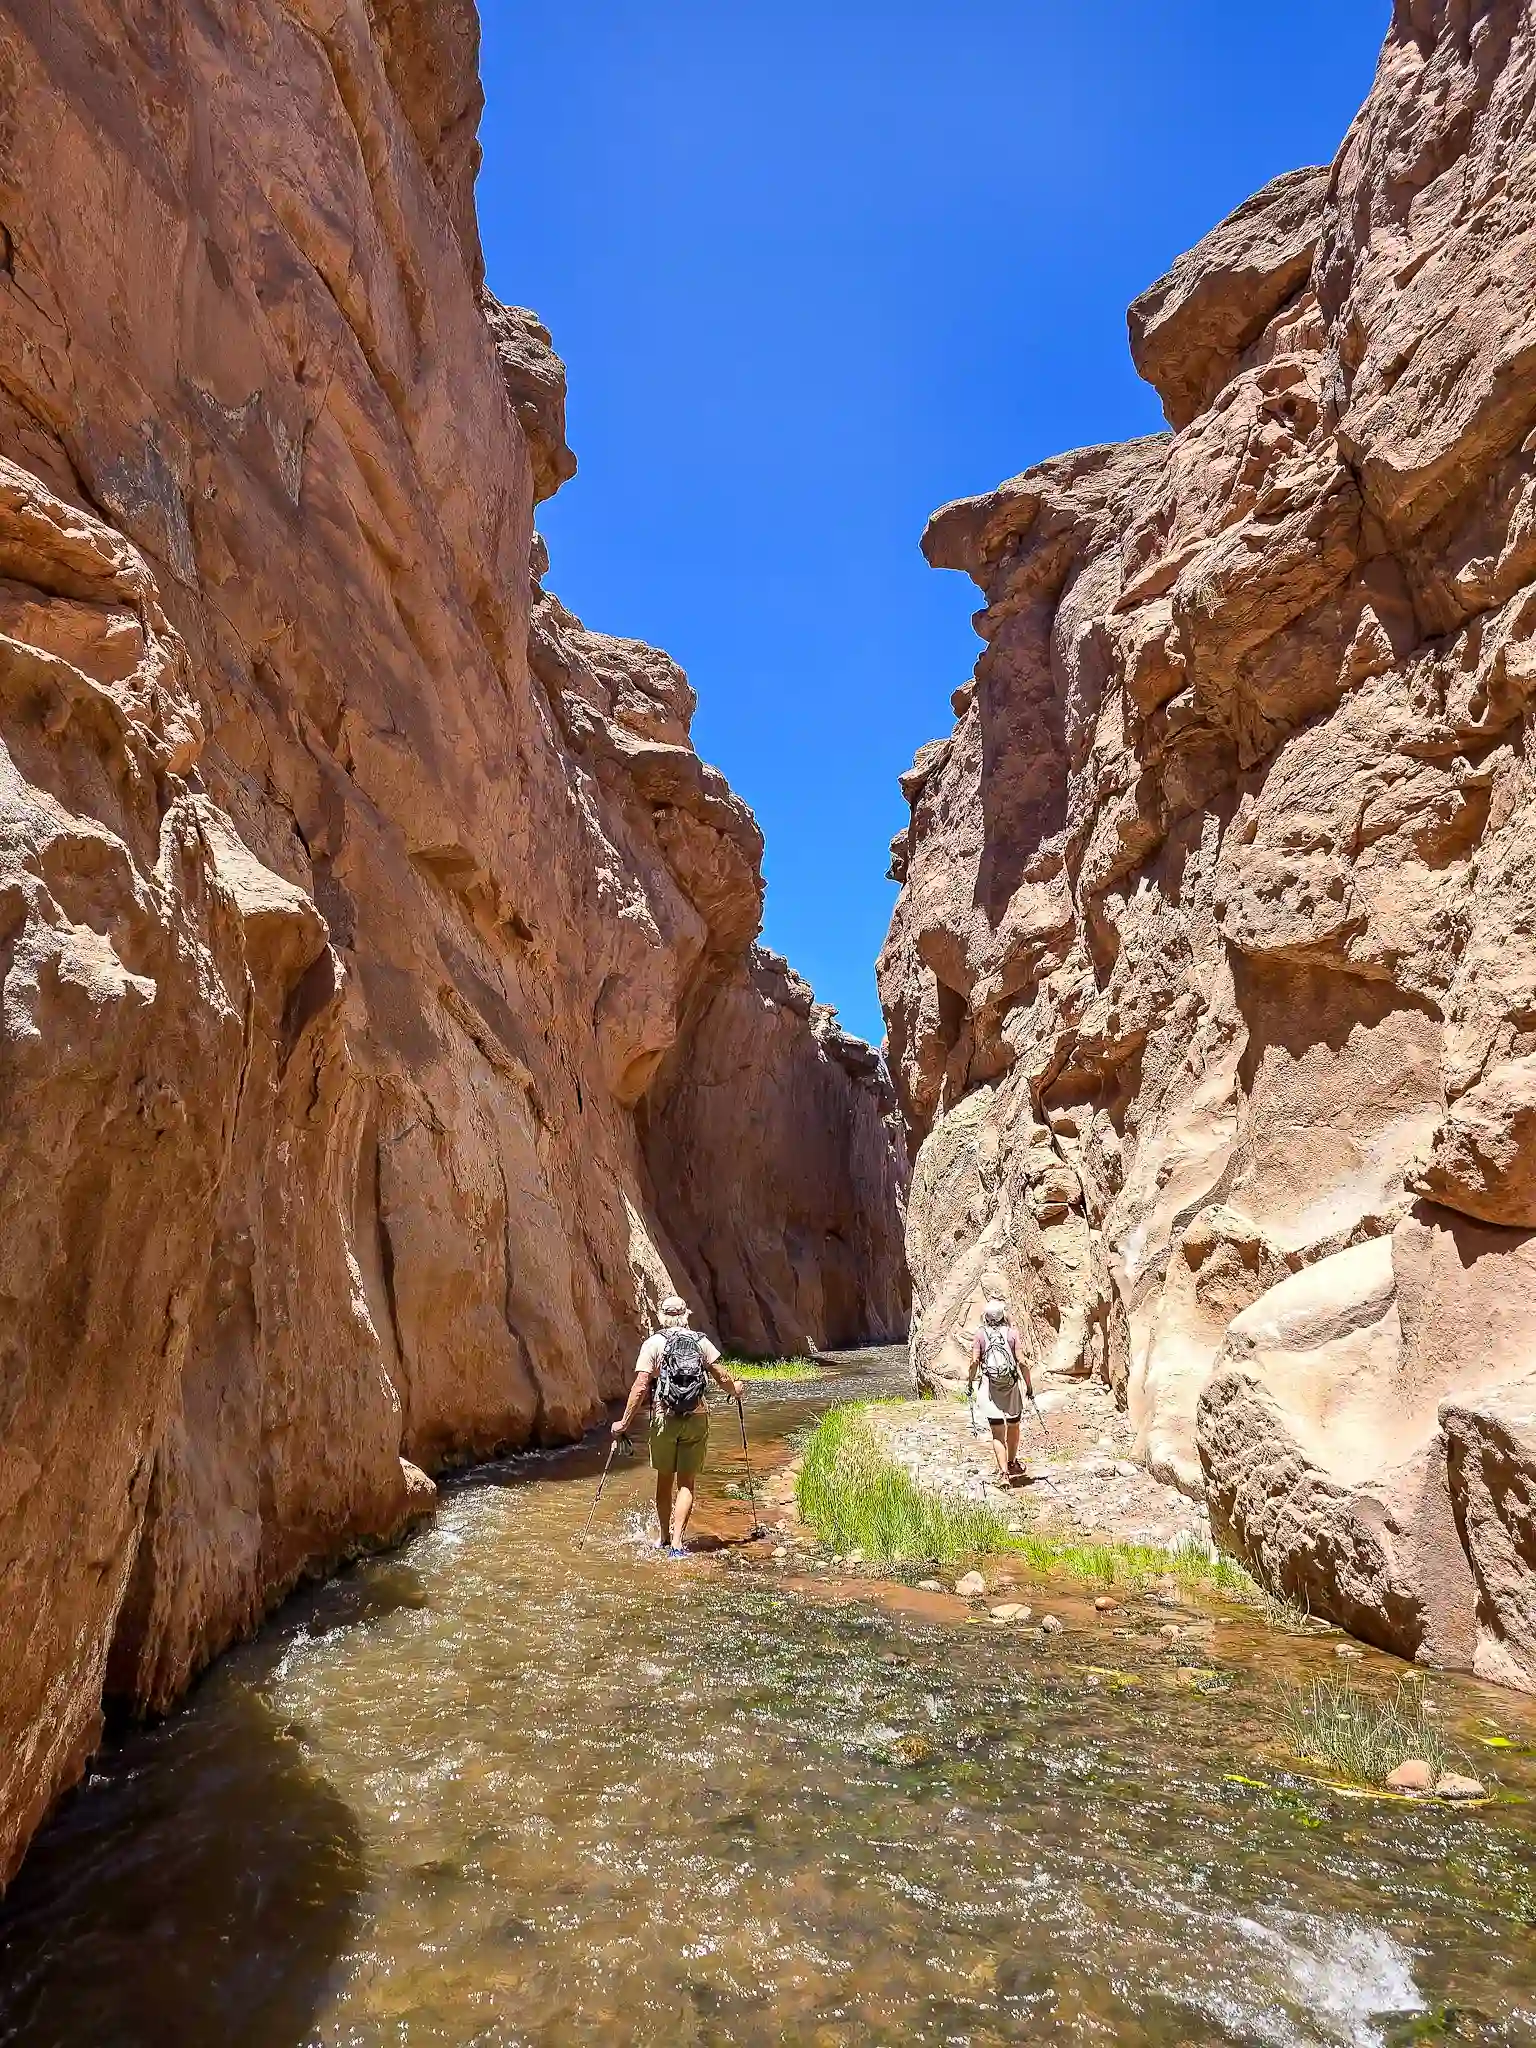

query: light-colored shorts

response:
[977,1376,1023,1424]
[650,1408,709,1477]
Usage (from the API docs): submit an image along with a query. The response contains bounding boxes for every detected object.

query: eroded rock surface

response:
[0,0,905,1881]
[881,0,1536,1682]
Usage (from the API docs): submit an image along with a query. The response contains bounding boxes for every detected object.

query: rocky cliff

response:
[0,0,906,1883]
[882,0,1536,1686]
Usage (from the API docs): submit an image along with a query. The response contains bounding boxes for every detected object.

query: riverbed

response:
[1,1354,1533,2045]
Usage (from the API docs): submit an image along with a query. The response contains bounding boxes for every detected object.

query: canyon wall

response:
[0,0,905,1882]
[882,0,1536,1685]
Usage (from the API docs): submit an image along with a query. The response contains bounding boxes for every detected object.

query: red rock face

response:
[0,0,906,1882]
[882,0,1536,1685]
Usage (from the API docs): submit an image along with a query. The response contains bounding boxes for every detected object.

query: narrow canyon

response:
[4,0,1536,1943]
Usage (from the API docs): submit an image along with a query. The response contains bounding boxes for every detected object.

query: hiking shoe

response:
[664,1544,689,1558]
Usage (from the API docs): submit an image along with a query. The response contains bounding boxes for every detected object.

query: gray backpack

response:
[980,1324,1019,1387]
[656,1329,709,1415]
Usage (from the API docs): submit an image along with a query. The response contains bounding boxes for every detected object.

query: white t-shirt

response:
[637,1329,720,1375]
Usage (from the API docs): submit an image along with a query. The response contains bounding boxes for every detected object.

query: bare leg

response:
[655,1473,674,1545]
[1006,1418,1022,1474]
[671,1476,698,1548]
[987,1420,1010,1479]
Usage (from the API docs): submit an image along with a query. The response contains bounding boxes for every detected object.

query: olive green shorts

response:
[650,1408,709,1478]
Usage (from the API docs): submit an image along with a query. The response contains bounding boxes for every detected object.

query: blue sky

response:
[478,1,1388,1044]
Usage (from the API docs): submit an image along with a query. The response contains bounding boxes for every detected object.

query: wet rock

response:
[917,1579,945,1594]
[1094,1596,1118,1614]
[989,1604,1028,1622]
[955,1572,987,1600]
[1434,1773,1487,1803]
[1040,1614,1064,1635]
[1386,1760,1434,1793]
[891,1734,935,1767]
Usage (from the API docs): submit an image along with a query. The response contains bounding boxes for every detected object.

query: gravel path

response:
[871,1375,1218,1556]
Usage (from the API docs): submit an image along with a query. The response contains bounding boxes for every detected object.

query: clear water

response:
[2,1356,1534,2046]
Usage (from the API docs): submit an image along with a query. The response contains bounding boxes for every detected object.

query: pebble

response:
[1115,1461,1138,1480]
[917,1579,944,1593]
[770,1546,788,1562]
[1434,1772,1487,1802]
[846,1548,865,1565]
[1387,1759,1433,1792]
[1094,1596,1118,1614]
[989,1603,1028,1622]
[1157,1624,1181,1642]
[955,1571,987,1599]
[1334,1644,1364,1661]
[1040,1614,1063,1635]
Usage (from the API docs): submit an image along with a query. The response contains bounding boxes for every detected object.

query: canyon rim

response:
[883,0,1536,1691]
[0,0,908,1883]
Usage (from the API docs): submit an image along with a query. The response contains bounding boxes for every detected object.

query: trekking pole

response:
[578,1433,627,1547]
[734,1395,765,1538]
[1027,1388,1054,1447]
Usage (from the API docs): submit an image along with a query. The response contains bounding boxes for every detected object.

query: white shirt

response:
[635,1329,722,1379]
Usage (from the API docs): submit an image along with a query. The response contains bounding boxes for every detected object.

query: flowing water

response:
[3,1354,1535,2046]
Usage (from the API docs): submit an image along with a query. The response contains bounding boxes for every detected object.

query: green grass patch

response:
[1004,1527,1256,1598]
[796,1400,1264,1592]
[1281,1676,1454,1786]
[727,1358,824,1383]
[795,1404,1013,1564]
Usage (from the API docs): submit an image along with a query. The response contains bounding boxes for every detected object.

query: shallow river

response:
[3,1355,1535,2046]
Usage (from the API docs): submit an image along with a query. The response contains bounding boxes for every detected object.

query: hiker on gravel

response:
[969,1298,1033,1488]
[612,1295,744,1555]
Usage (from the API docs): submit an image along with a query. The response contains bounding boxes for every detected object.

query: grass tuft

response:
[795,1404,1013,1564]
[1003,1526,1256,1598]
[728,1359,824,1383]
[1281,1676,1454,1786]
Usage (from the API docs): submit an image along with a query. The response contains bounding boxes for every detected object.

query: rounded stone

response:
[1386,1759,1433,1792]
[1434,1772,1487,1802]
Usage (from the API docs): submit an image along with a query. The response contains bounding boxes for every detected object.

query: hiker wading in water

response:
[613,1295,744,1555]
[969,1297,1033,1488]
